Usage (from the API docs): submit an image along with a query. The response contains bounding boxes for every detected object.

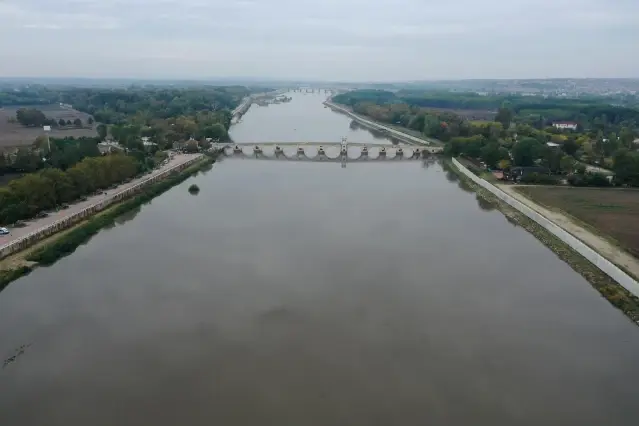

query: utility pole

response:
[43,125,51,154]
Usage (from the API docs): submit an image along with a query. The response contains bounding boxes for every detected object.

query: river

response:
[1,92,638,426]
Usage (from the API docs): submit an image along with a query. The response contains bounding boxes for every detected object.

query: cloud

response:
[0,0,637,80]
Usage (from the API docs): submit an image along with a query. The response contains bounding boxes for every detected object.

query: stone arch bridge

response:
[211,139,442,163]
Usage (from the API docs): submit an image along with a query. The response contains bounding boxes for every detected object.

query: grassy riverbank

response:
[325,102,440,145]
[0,156,214,292]
[443,158,639,325]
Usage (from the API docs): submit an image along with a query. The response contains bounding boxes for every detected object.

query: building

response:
[97,141,123,155]
[552,122,578,131]
[504,166,550,182]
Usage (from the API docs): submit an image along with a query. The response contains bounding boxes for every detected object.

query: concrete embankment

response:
[452,158,639,299]
[0,155,204,261]
[324,101,442,149]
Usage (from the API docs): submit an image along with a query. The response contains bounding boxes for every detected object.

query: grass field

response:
[515,186,639,258]
[0,105,97,149]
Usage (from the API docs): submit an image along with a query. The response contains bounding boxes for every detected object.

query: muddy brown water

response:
[1,92,638,426]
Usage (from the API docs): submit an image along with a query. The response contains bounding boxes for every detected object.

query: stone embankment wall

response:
[452,158,639,298]
[0,156,203,260]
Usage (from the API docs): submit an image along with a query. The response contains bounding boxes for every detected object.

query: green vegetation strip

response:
[0,266,33,293]
[443,158,639,325]
[0,157,214,291]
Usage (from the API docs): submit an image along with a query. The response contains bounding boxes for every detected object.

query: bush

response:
[520,173,559,185]
[567,172,612,187]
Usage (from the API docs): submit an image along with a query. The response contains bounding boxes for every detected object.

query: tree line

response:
[333,89,639,132]
[0,136,102,175]
[333,89,639,187]
[0,154,140,225]
[14,108,94,128]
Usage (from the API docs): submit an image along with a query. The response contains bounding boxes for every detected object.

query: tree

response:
[58,118,66,127]
[619,127,636,148]
[479,142,504,168]
[612,149,639,186]
[16,108,47,127]
[498,159,511,170]
[494,107,513,129]
[560,155,575,174]
[73,118,82,127]
[184,140,199,153]
[0,153,7,176]
[66,120,72,126]
[97,124,108,141]
[512,138,541,167]
[199,139,212,150]
[13,148,42,173]
[561,138,579,156]
[202,123,227,141]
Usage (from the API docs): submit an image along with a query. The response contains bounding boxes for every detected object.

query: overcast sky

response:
[0,0,638,81]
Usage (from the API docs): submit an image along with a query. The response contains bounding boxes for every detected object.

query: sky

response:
[0,0,638,81]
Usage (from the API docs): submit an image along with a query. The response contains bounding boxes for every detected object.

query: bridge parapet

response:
[215,143,439,162]
[212,141,443,153]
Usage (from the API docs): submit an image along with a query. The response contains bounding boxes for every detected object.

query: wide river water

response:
[1,92,639,425]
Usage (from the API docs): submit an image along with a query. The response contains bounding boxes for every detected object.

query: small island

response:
[188,184,200,194]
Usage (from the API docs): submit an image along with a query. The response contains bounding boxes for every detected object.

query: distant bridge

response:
[211,139,442,163]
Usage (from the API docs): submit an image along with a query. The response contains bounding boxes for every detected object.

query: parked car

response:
[0,227,9,235]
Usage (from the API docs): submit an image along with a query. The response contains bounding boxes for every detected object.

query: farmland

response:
[514,186,639,258]
[0,104,96,149]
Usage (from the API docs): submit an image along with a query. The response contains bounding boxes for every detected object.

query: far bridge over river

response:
[212,139,443,163]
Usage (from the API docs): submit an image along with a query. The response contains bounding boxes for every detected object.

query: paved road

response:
[0,153,202,249]
[499,184,639,280]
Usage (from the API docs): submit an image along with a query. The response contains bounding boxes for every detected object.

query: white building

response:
[552,122,578,131]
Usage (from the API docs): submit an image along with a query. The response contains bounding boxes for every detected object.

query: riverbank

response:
[0,153,202,260]
[324,101,443,147]
[0,155,214,292]
[444,158,639,324]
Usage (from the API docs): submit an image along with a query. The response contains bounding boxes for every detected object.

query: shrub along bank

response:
[0,156,214,291]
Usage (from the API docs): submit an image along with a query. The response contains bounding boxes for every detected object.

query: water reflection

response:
[2,92,639,426]
[114,205,142,225]
[476,194,497,211]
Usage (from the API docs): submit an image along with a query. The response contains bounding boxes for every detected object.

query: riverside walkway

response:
[0,153,202,258]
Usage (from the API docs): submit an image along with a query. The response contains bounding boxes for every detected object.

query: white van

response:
[0,227,9,235]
